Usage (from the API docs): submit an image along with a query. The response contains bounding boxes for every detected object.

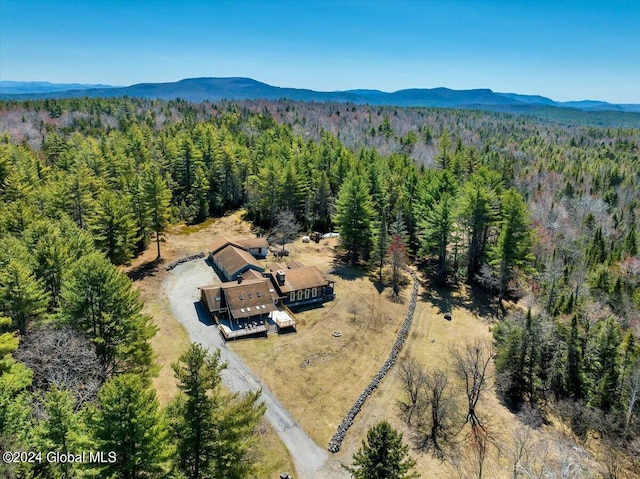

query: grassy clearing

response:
[128,212,606,477]
[125,211,295,477]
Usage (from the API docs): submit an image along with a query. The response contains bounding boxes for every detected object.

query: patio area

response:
[216,307,297,340]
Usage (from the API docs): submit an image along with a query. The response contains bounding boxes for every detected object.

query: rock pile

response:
[165,252,205,271]
[327,268,419,453]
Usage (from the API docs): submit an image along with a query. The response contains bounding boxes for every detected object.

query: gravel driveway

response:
[163,259,348,479]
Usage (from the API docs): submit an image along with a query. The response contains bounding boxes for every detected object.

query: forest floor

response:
[126,211,608,478]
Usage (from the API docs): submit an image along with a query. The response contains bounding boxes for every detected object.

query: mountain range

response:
[1,77,639,113]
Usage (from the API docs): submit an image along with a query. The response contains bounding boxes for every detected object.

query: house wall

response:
[247,247,266,258]
[283,284,335,308]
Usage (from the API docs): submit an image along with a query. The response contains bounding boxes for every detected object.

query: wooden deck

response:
[219,322,268,340]
[272,305,297,330]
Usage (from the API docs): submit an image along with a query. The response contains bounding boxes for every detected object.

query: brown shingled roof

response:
[268,266,329,294]
[199,285,224,313]
[209,236,245,256]
[213,246,264,278]
[267,262,289,272]
[236,237,269,250]
[286,260,305,269]
[241,269,265,281]
[223,279,277,319]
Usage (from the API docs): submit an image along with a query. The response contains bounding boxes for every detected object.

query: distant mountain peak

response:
[1,77,638,113]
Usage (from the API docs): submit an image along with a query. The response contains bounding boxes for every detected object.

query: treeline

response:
[0,98,279,478]
[1,96,639,470]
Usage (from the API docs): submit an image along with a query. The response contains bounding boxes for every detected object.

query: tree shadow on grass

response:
[373,281,385,294]
[329,256,366,281]
[127,258,163,282]
[419,274,498,322]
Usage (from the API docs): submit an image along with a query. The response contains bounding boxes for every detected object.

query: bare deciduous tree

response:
[622,360,640,435]
[452,339,493,431]
[397,357,425,426]
[272,209,299,253]
[413,368,459,457]
[397,357,459,457]
[508,425,533,479]
[15,325,103,407]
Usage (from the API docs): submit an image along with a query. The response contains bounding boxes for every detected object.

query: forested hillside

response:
[1,97,639,476]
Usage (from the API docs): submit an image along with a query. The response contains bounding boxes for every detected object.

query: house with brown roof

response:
[199,278,292,340]
[211,245,264,282]
[267,262,335,308]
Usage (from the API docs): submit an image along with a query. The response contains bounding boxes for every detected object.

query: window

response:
[311,288,317,297]
[297,290,303,300]
[290,292,295,302]
[257,291,262,297]
[248,292,252,299]
[305,289,310,299]
[239,294,243,300]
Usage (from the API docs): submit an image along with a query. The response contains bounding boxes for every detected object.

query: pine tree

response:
[23,221,69,309]
[623,223,638,257]
[583,317,621,411]
[489,189,534,309]
[0,316,33,479]
[387,234,408,300]
[60,252,156,377]
[566,314,583,400]
[0,259,49,334]
[168,344,226,479]
[345,421,418,479]
[32,387,85,479]
[128,173,151,253]
[142,165,172,259]
[436,129,452,170]
[456,174,499,283]
[168,343,265,479]
[334,172,375,263]
[88,190,138,265]
[371,208,389,284]
[312,170,333,231]
[91,374,171,479]
[248,156,283,228]
[416,170,458,283]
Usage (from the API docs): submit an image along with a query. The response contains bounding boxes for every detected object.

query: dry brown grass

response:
[127,212,620,478]
[124,211,295,476]
[227,239,607,477]
[228,238,415,466]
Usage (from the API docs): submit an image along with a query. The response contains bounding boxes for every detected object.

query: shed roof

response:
[213,246,264,278]
[236,237,269,250]
[223,279,277,319]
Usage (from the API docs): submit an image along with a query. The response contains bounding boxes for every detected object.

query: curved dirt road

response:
[163,259,347,479]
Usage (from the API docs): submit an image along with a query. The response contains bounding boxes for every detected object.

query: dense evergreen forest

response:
[1,96,639,476]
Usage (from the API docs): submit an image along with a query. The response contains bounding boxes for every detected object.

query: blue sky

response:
[1,0,639,103]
